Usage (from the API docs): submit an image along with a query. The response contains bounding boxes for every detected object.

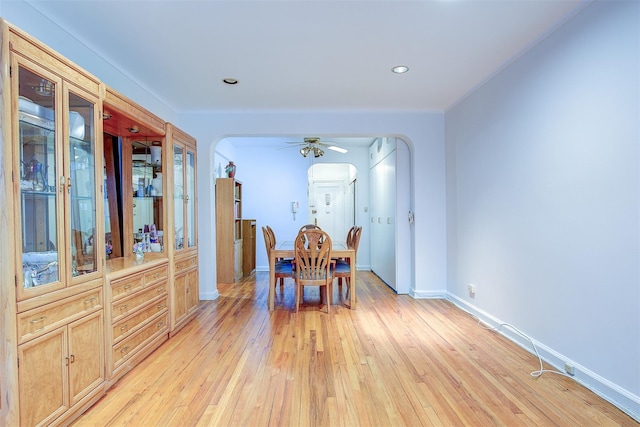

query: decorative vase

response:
[225,161,236,178]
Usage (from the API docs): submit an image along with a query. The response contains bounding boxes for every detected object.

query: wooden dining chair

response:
[334,225,362,300]
[262,226,292,290]
[298,223,320,234]
[293,228,333,313]
[297,223,323,246]
[266,225,294,263]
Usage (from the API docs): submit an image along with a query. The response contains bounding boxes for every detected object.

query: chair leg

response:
[324,284,330,314]
[295,282,300,313]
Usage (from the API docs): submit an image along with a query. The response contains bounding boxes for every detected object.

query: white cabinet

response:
[369,138,411,294]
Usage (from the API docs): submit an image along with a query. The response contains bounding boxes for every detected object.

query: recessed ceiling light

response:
[392,65,409,74]
[223,78,238,85]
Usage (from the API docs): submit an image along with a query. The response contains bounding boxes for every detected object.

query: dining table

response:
[268,240,356,311]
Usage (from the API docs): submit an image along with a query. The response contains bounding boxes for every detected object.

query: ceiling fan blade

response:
[326,145,348,153]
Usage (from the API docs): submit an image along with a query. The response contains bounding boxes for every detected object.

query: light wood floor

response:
[74,271,637,426]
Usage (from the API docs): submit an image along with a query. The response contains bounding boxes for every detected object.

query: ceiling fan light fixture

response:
[300,146,311,157]
[223,78,238,85]
[313,147,324,158]
[392,65,409,74]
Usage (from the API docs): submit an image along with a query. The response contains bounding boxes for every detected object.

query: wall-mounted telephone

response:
[292,201,299,220]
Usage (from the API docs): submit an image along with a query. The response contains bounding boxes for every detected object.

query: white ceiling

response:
[25,0,589,113]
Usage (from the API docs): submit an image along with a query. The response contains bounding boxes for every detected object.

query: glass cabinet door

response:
[186,149,196,249]
[16,59,100,297]
[67,90,98,278]
[17,64,63,291]
[173,143,197,252]
[173,145,184,250]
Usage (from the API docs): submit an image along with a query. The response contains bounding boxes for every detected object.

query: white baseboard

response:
[411,289,447,299]
[446,293,640,423]
[199,290,219,301]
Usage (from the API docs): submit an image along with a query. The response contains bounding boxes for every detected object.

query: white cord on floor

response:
[475,317,572,379]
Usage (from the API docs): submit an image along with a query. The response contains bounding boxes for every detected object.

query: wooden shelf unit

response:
[215,178,243,283]
[242,219,256,276]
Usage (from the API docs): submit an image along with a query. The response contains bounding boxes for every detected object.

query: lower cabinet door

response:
[186,269,199,314]
[174,273,188,324]
[18,327,68,427]
[68,310,105,406]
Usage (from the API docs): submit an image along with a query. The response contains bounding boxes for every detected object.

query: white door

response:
[309,181,347,243]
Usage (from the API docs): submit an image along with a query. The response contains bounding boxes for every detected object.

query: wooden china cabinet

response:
[2,21,106,427]
[167,124,199,336]
[101,87,171,386]
[0,19,200,427]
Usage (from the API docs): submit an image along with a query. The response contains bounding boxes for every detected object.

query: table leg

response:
[269,252,275,311]
[349,253,356,309]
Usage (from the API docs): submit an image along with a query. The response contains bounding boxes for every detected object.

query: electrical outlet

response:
[467,284,476,297]
[564,362,575,376]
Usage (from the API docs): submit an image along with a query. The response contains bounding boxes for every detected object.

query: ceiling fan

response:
[285,137,348,157]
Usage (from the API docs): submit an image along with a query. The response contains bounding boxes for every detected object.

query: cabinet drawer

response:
[143,265,168,285]
[175,254,197,274]
[111,274,144,301]
[112,296,168,343]
[18,288,102,344]
[112,282,166,322]
[112,313,168,369]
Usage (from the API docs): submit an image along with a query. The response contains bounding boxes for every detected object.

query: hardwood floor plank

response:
[73,271,638,427]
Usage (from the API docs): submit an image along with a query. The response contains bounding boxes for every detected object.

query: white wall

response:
[446,0,639,418]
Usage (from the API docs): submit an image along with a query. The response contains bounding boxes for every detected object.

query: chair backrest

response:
[262,226,276,256]
[345,226,356,248]
[294,229,332,283]
[298,224,320,234]
[266,225,276,247]
[350,226,362,252]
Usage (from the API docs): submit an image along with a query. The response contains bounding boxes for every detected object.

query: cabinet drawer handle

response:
[186,287,190,294]
[120,324,129,332]
[176,263,184,269]
[69,354,75,363]
[157,321,165,329]
[151,273,160,279]
[119,304,128,312]
[84,297,97,305]
[120,346,130,355]
[157,304,164,311]
[156,287,164,293]
[30,316,46,324]
[123,284,132,291]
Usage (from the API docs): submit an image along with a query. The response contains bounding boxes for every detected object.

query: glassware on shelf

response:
[22,159,48,191]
